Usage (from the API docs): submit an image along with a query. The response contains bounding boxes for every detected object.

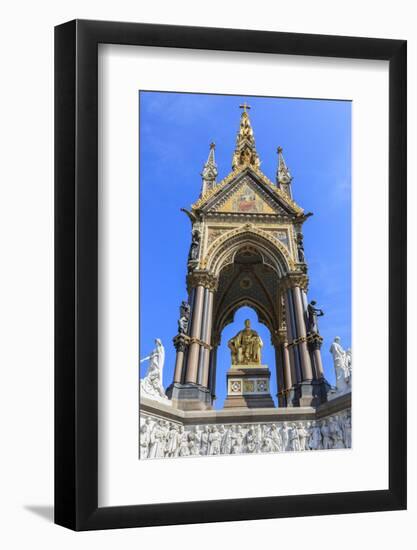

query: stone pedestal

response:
[223,365,275,409]
[166,382,213,411]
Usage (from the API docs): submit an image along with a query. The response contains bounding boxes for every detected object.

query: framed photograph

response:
[55,20,406,530]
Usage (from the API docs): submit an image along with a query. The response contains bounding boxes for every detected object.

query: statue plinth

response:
[230,363,268,370]
[224,364,275,409]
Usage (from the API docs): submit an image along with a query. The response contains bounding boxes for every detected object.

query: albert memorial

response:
[139,104,352,460]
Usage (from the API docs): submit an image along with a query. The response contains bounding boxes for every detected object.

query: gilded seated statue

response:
[228,319,263,365]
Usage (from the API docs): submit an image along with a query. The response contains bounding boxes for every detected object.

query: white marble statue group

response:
[140,339,168,401]
[330,336,352,394]
[139,411,352,459]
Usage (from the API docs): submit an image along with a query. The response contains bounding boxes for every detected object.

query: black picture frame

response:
[55,19,407,531]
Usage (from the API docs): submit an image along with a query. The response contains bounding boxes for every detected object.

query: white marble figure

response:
[329,416,345,449]
[177,426,190,457]
[270,424,283,452]
[245,428,257,453]
[139,423,151,459]
[281,422,290,451]
[149,420,166,458]
[308,420,322,450]
[321,419,332,450]
[342,415,352,448]
[188,427,201,456]
[140,338,168,401]
[209,426,222,455]
[220,425,232,455]
[330,336,352,394]
[166,423,179,457]
[261,431,274,453]
[289,424,301,452]
[200,425,210,456]
[298,422,309,451]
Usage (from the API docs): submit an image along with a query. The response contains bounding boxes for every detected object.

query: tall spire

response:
[200,142,218,196]
[276,146,293,198]
[231,103,260,170]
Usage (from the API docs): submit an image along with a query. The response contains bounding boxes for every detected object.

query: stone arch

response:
[214,297,276,341]
[202,225,294,277]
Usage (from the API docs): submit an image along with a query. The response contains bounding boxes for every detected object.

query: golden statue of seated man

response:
[228,319,263,365]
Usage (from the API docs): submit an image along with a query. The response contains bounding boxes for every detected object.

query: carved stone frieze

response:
[139,409,352,459]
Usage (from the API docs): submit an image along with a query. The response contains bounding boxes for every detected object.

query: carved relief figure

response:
[297,422,309,451]
[149,420,166,459]
[245,428,257,453]
[139,413,352,459]
[209,426,222,455]
[200,425,210,456]
[329,416,345,449]
[188,427,201,456]
[218,425,231,455]
[289,424,301,452]
[321,420,332,450]
[227,319,263,365]
[166,423,179,458]
[270,424,283,452]
[281,422,290,451]
[308,420,322,450]
[178,426,190,457]
[140,423,151,459]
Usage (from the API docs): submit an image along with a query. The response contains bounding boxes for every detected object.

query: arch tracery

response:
[202,225,295,276]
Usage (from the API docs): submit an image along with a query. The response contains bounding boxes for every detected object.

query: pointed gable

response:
[192,166,304,217]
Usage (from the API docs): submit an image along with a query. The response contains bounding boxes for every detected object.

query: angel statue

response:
[140,338,168,401]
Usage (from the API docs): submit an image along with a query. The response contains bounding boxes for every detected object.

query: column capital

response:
[307,332,324,350]
[173,333,190,352]
[270,329,287,346]
[187,270,219,293]
[279,272,309,293]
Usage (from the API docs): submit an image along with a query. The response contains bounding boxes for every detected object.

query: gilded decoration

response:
[207,228,226,247]
[231,103,261,170]
[191,165,303,215]
[186,270,219,293]
[213,179,277,215]
[227,319,263,365]
[243,380,255,393]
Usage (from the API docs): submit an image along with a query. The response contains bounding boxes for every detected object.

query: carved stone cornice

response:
[186,270,219,293]
[279,273,309,293]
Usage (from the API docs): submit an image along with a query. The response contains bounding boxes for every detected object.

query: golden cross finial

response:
[239,102,251,113]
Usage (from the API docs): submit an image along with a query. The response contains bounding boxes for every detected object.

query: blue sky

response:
[139,91,351,408]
